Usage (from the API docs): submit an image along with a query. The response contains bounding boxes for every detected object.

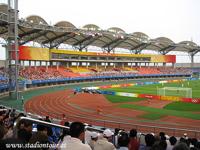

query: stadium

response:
[0,0,200,149]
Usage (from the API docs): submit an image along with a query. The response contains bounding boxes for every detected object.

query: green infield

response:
[105,95,146,103]
[103,80,200,118]
[120,104,200,120]
[164,101,200,111]
[105,80,200,98]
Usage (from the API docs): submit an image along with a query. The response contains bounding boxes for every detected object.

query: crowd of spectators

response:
[0,66,194,83]
[0,67,8,85]
[0,105,199,150]
[89,71,138,77]
[157,67,192,75]
[87,67,192,78]
[19,67,65,80]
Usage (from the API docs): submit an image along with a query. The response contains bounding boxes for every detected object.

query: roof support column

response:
[46,61,48,71]
[7,0,20,99]
[191,54,194,67]
[189,49,199,67]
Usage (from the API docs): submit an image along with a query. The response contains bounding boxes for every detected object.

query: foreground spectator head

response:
[64,121,70,127]
[169,136,177,146]
[150,140,167,150]
[91,131,98,141]
[17,129,31,143]
[103,129,114,138]
[190,138,198,147]
[195,142,200,149]
[159,132,166,141]
[183,133,188,139]
[129,129,137,138]
[114,128,121,136]
[118,132,129,148]
[159,140,167,149]
[37,124,48,135]
[159,132,165,137]
[70,122,85,141]
[145,134,155,147]
[0,125,5,139]
[180,137,187,144]
[172,143,189,150]
[29,123,49,147]
[23,120,32,132]
[45,116,51,123]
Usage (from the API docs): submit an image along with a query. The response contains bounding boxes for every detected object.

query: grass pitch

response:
[106,80,200,98]
[103,80,200,120]
[105,95,146,103]
[120,104,200,120]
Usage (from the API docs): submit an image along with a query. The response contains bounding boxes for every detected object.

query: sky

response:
[0,0,200,62]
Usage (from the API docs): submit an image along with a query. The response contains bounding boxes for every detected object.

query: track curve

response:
[24,89,200,138]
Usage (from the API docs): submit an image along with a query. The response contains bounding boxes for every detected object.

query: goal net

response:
[157,87,192,98]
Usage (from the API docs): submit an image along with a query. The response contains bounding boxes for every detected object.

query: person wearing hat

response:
[94,129,116,150]
[89,132,99,150]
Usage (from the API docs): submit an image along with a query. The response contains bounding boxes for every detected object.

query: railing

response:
[14,116,104,135]
[14,116,69,129]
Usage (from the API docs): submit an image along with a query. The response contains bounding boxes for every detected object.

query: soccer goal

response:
[157,87,192,98]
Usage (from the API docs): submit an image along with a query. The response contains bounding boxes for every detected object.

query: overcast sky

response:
[17,0,200,44]
[0,0,200,62]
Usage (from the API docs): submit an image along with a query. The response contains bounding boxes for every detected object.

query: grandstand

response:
[0,0,200,149]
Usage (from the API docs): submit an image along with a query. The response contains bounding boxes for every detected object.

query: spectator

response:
[29,124,49,147]
[195,142,200,149]
[21,96,24,105]
[59,121,91,150]
[167,136,177,150]
[159,132,166,141]
[44,116,51,123]
[190,138,198,148]
[94,128,116,150]
[150,140,167,150]
[89,132,98,150]
[117,132,129,150]
[3,124,14,139]
[172,143,189,150]
[138,134,146,150]
[58,121,70,144]
[17,128,31,143]
[10,109,16,118]
[129,129,139,150]
[0,125,5,140]
[113,128,121,147]
[139,133,155,150]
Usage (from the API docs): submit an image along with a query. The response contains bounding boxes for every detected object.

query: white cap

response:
[165,135,169,139]
[91,132,98,138]
[103,129,114,137]
[150,133,155,136]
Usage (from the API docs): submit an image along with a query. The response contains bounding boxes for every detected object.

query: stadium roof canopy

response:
[0,4,200,55]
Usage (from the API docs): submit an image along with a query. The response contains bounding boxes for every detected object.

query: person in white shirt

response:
[59,122,91,150]
[89,132,99,150]
[94,128,116,150]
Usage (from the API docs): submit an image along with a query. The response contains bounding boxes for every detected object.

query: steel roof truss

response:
[19,30,48,45]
